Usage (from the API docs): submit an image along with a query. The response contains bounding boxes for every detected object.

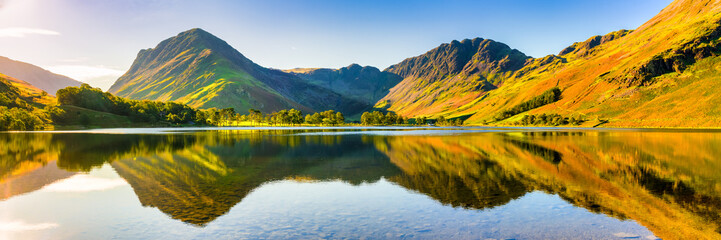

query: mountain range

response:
[102,0,721,127]
[1,0,718,127]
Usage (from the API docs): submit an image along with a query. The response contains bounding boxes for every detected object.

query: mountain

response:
[377,0,721,127]
[109,28,368,115]
[0,56,82,95]
[285,64,402,105]
[375,38,530,116]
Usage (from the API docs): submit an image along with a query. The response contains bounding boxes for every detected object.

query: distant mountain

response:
[109,28,368,115]
[377,0,721,127]
[0,56,82,95]
[285,64,402,105]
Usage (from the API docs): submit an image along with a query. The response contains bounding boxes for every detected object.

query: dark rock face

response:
[384,38,530,84]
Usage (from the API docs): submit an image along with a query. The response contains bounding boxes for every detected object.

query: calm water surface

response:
[1,127,720,239]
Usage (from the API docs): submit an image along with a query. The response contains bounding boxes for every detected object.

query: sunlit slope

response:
[110,28,367,115]
[378,0,721,127]
[376,38,530,117]
[0,73,56,106]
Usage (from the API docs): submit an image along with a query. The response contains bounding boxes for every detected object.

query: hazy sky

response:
[0,0,673,90]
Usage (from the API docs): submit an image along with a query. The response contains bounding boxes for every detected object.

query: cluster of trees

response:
[494,87,562,121]
[0,80,50,130]
[0,106,46,131]
[435,116,464,126]
[360,111,464,126]
[56,84,202,125]
[304,110,344,125]
[516,113,584,126]
[205,108,345,126]
[361,111,407,125]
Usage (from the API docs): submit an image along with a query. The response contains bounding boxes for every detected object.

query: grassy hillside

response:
[0,73,55,107]
[377,0,721,128]
[0,73,56,130]
[110,28,368,115]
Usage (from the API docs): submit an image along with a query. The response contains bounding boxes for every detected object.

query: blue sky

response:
[0,0,673,90]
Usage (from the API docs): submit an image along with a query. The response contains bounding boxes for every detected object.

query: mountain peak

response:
[385,37,529,81]
[176,28,219,42]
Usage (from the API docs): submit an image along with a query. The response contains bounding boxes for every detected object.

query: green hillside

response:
[109,28,368,115]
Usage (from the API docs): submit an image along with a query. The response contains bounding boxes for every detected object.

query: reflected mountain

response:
[373,131,721,239]
[111,131,400,225]
[1,129,720,239]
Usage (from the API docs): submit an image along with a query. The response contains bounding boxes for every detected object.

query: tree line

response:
[3,83,466,130]
[494,87,561,121]
[360,111,463,126]
[515,113,584,126]
[206,108,345,126]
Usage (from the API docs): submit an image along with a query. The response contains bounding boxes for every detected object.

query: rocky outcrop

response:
[612,21,721,86]
[559,30,633,58]
[385,38,530,84]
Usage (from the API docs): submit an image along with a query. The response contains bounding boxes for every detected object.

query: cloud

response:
[41,174,127,193]
[46,65,125,90]
[57,57,90,63]
[0,221,59,231]
[0,27,60,38]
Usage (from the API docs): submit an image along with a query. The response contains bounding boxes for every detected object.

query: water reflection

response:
[1,129,720,239]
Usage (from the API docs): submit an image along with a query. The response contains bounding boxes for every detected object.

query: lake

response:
[1,127,720,239]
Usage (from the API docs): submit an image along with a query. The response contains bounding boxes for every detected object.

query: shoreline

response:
[5,124,721,133]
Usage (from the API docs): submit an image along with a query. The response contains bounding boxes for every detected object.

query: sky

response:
[0,0,674,90]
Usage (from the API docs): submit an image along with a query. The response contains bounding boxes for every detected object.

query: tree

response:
[248,108,262,126]
[384,112,397,125]
[454,119,464,126]
[437,116,446,125]
[417,116,427,125]
[396,116,405,125]
[289,109,303,125]
[361,112,371,125]
[334,112,345,125]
